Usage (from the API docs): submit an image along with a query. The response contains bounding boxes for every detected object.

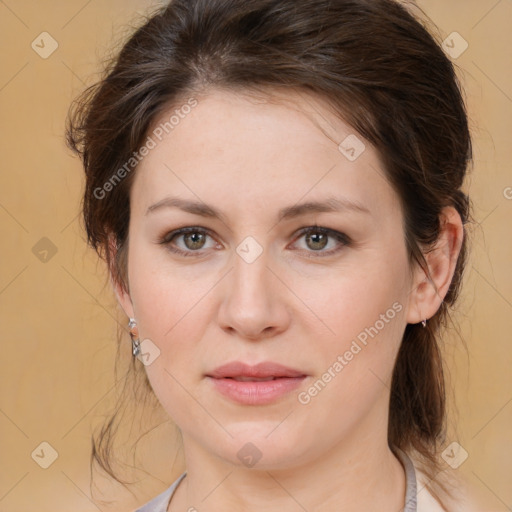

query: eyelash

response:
[157,225,351,259]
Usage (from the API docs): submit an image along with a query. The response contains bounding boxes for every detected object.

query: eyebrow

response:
[145,195,370,221]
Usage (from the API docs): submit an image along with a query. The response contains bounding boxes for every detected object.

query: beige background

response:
[0,1,511,510]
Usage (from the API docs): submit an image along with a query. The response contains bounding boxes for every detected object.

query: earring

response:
[421,319,427,328]
[128,318,141,357]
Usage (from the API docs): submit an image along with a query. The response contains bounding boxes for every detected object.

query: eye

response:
[158,227,219,257]
[158,225,351,258]
[291,226,351,257]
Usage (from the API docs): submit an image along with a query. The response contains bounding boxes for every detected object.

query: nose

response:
[217,247,291,341]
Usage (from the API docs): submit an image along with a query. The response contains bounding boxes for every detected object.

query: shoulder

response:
[415,466,484,512]
[133,472,187,512]
[134,487,174,512]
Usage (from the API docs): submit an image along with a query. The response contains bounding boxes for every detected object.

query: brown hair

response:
[66,0,472,507]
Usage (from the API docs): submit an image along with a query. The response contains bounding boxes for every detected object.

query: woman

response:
[67,0,480,510]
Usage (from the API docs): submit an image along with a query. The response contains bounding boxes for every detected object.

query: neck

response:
[169,405,407,512]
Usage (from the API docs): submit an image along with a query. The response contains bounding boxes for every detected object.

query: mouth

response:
[206,360,307,380]
[205,361,308,405]
[225,376,283,382]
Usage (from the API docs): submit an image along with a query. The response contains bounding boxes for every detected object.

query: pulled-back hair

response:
[67,0,472,507]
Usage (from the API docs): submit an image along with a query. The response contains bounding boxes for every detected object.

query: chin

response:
[211,427,312,471]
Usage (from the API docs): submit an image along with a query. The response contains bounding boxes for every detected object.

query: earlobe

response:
[406,206,464,325]
[111,274,135,320]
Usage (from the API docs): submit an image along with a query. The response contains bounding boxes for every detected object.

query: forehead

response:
[131,87,400,223]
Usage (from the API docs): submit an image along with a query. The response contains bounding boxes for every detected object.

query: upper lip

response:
[207,361,306,379]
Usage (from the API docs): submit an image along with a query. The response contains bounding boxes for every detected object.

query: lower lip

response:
[207,376,306,405]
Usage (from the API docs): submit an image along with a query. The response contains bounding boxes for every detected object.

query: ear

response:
[107,233,135,319]
[406,206,464,324]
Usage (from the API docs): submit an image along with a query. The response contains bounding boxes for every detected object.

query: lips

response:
[206,361,306,380]
[205,361,308,405]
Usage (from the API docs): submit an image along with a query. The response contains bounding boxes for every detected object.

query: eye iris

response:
[306,231,328,251]
[184,232,206,250]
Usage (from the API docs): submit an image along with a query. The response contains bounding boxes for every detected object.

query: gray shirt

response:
[135,448,417,512]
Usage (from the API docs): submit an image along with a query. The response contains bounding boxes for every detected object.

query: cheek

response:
[127,255,209,422]
[128,242,208,335]
[295,255,409,408]
[296,291,407,435]
[298,257,408,346]
[309,288,406,395]
[126,251,213,403]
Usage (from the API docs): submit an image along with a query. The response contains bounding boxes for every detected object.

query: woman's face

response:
[116,87,419,469]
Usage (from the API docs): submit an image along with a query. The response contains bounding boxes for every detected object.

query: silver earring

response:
[128,318,141,357]
[421,319,427,328]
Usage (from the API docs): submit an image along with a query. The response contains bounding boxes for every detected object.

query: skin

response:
[111,87,463,511]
